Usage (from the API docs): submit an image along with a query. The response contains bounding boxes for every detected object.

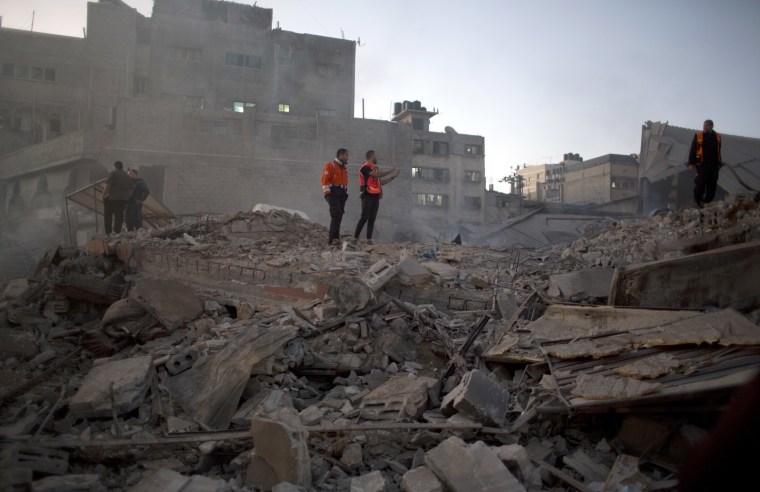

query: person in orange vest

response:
[353,150,399,244]
[321,148,350,245]
[687,119,722,208]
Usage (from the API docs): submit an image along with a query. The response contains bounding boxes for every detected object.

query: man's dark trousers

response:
[354,193,380,239]
[326,190,347,243]
[126,201,143,231]
[104,198,127,234]
[694,164,720,205]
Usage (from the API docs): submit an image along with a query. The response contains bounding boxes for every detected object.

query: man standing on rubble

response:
[687,119,722,208]
[322,148,350,246]
[353,150,400,244]
[102,160,133,235]
[125,168,150,231]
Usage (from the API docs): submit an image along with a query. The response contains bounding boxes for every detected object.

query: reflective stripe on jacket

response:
[359,162,382,195]
[321,159,348,195]
[695,131,722,165]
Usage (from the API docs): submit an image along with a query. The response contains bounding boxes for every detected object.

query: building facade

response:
[0,0,486,277]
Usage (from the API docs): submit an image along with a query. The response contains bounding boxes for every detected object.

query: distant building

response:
[0,0,486,265]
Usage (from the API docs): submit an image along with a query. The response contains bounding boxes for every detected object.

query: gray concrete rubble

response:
[1,202,760,490]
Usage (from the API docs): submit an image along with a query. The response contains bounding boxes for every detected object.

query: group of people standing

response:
[321,148,400,246]
[102,160,150,234]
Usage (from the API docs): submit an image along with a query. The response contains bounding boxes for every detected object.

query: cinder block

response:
[166,346,200,376]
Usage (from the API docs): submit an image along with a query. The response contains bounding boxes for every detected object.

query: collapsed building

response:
[1,191,760,490]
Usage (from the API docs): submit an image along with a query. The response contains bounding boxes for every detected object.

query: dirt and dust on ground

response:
[1,193,760,491]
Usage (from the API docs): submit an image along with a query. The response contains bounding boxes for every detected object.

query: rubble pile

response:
[1,200,759,491]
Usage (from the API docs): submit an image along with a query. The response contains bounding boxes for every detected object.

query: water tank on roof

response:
[394,102,402,115]
[413,100,421,110]
[403,100,412,110]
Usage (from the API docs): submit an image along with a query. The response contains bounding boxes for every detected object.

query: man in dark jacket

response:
[126,169,150,231]
[102,161,133,234]
[687,119,722,208]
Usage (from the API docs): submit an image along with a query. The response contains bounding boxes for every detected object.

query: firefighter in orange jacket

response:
[687,119,722,208]
[322,148,350,245]
[353,150,399,244]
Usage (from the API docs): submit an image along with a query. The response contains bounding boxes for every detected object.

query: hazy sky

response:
[2,0,759,190]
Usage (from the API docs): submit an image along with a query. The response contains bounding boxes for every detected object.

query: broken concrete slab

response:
[250,408,311,489]
[339,442,363,470]
[128,468,227,492]
[396,259,431,286]
[613,353,681,379]
[0,444,69,475]
[401,466,443,492]
[69,356,154,418]
[547,268,615,299]
[562,450,610,483]
[441,370,509,427]
[421,262,458,283]
[424,437,525,492]
[360,376,436,420]
[31,474,106,492]
[571,373,661,401]
[0,329,39,360]
[543,334,635,360]
[164,325,297,430]
[130,278,203,330]
[496,444,542,489]
[2,278,29,301]
[602,454,651,492]
[350,470,386,492]
[609,240,760,311]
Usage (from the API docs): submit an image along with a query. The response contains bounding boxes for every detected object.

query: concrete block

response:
[2,278,28,300]
[250,410,311,488]
[31,474,106,492]
[130,279,203,331]
[496,444,542,488]
[361,260,398,291]
[165,346,199,376]
[69,356,154,418]
[421,262,457,282]
[360,376,435,420]
[246,453,280,491]
[440,370,508,427]
[424,437,524,492]
[401,466,442,492]
[396,259,430,286]
[350,470,386,492]
[0,329,38,359]
[547,268,615,299]
[1,444,69,475]
[340,442,363,470]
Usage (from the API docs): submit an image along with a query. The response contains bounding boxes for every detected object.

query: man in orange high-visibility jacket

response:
[353,150,399,244]
[321,148,350,245]
[687,119,722,208]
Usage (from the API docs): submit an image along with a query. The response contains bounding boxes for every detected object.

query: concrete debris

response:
[1,202,759,490]
[69,355,154,418]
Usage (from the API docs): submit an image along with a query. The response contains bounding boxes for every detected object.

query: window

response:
[411,167,449,182]
[278,103,290,113]
[464,196,482,209]
[280,44,294,60]
[48,114,61,133]
[414,193,449,208]
[133,76,148,96]
[225,52,262,69]
[317,108,336,117]
[1,63,55,82]
[316,63,339,78]
[233,101,256,113]
[15,65,29,78]
[433,141,449,155]
[412,118,424,131]
[171,47,203,61]
[464,170,481,183]
[464,144,483,155]
[412,139,424,154]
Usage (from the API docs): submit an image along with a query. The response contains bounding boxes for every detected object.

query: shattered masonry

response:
[1,198,760,491]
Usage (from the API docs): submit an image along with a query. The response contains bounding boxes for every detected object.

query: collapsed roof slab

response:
[609,240,760,311]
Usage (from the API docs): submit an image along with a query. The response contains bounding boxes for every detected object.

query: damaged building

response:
[0,0,486,280]
[1,179,760,490]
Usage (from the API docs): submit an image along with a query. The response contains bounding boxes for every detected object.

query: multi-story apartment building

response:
[0,0,486,275]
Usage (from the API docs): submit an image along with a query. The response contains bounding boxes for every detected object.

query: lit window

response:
[278,103,290,113]
[233,101,257,113]
[464,144,483,155]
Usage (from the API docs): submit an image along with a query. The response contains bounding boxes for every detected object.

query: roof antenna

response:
[340,28,344,39]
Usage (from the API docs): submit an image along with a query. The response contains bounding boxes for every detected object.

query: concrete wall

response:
[564,163,611,205]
